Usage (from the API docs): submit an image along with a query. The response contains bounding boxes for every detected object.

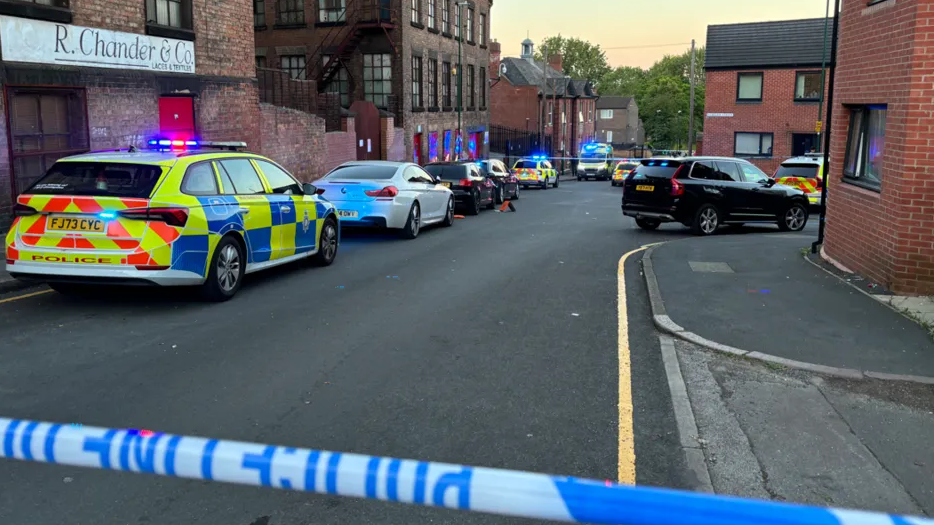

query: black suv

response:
[621,157,810,235]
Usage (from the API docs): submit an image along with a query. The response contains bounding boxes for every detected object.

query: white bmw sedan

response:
[314,161,455,239]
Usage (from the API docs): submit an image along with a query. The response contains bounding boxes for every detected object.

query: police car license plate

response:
[48,216,105,233]
[441,182,451,188]
[636,185,654,192]
[338,210,358,218]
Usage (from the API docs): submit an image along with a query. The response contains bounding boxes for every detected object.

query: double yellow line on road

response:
[617,242,662,484]
[0,289,51,304]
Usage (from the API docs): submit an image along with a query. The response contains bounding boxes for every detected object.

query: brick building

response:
[489,38,597,162]
[254,0,491,164]
[702,18,832,174]
[0,0,261,225]
[594,96,644,151]
[822,0,934,295]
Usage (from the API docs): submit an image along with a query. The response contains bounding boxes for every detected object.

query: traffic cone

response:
[497,201,516,212]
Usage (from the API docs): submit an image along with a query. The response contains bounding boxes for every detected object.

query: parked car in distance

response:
[477,159,519,202]
[621,156,810,236]
[423,162,496,216]
[512,157,558,189]
[315,161,454,239]
[773,155,824,208]
[612,159,640,187]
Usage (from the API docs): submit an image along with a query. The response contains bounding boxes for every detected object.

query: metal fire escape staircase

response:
[311,0,397,93]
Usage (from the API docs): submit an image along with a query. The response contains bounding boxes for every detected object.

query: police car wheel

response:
[201,235,244,302]
[541,180,548,190]
[312,218,339,266]
[553,177,559,188]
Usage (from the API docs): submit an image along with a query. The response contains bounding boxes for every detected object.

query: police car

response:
[612,159,640,187]
[773,155,825,208]
[5,140,339,301]
[511,156,559,189]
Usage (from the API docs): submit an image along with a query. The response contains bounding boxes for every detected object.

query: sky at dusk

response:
[489,0,830,69]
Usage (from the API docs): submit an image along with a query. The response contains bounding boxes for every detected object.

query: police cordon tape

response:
[1,417,930,525]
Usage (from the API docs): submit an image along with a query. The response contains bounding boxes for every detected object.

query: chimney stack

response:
[549,53,563,74]
[490,40,502,78]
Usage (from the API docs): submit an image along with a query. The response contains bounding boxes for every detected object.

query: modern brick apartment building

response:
[0,0,257,225]
[702,18,832,174]
[255,0,491,164]
[594,96,644,152]
[489,39,597,162]
[823,0,934,295]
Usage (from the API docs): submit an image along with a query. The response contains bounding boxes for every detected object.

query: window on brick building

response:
[442,61,452,107]
[479,13,486,46]
[453,2,461,38]
[146,0,192,30]
[734,132,773,157]
[466,7,474,42]
[281,55,306,80]
[253,0,265,26]
[427,59,438,108]
[441,0,449,32]
[319,0,345,23]
[843,106,886,189]
[256,56,266,69]
[794,71,822,102]
[412,56,424,108]
[277,0,304,25]
[364,53,392,108]
[8,88,89,197]
[322,55,350,107]
[736,72,763,101]
[479,66,486,108]
[427,0,436,29]
[548,102,553,126]
[466,65,474,108]
[599,109,613,119]
[410,0,420,24]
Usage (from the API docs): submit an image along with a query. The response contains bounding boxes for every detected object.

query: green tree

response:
[533,35,611,85]
[599,66,645,98]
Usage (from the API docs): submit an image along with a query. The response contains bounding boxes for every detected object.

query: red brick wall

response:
[490,80,541,131]
[198,82,261,144]
[703,68,828,174]
[257,105,356,182]
[824,0,934,294]
[325,118,358,174]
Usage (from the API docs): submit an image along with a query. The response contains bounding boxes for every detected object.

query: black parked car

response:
[621,157,810,235]
[478,159,519,202]
[423,162,496,215]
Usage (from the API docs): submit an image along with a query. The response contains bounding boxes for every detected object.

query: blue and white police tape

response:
[1,417,930,525]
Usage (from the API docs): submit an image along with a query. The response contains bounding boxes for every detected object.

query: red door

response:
[413,133,423,164]
[158,97,195,138]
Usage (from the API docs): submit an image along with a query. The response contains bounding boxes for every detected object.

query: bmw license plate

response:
[338,210,358,218]
[47,216,105,233]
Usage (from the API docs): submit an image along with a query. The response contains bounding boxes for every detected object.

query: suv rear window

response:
[514,161,538,169]
[26,162,164,198]
[424,164,467,180]
[775,164,819,179]
[632,160,681,179]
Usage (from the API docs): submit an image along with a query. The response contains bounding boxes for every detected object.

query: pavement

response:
[649,232,934,378]
[0,179,696,524]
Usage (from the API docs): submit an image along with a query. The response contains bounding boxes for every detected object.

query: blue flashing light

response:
[660,161,668,167]
[98,212,116,220]
[147,138,200,151]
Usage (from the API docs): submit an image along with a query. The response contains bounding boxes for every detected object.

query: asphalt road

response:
[0,180,722,524]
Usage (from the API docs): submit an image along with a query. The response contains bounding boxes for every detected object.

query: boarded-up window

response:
[8,88,89,196]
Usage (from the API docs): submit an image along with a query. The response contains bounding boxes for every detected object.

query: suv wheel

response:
[779,203,808,232]
[691,204,720,236]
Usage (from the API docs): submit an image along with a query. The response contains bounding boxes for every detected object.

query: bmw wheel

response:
[441,197,455,227]
[400,202,421,239]
[201,235,244,301]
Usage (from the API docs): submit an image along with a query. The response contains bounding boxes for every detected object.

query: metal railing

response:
[257,67,318,114]
[489,124,553,165]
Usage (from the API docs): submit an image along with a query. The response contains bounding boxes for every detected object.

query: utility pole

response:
[816,0,831,153]
[456,1,467,160]
[688,38,696,154]
[540,44,547,152]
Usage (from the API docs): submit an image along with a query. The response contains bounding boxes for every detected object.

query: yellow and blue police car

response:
[511,156,559,189]
[5,139,339,301]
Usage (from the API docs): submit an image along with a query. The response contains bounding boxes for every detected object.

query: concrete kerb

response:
[640,243,934,386]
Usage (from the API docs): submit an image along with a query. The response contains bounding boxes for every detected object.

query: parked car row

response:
[5,144,560,302]
[620,156,811,236]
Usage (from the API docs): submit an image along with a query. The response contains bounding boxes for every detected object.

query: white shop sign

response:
[706,113,734,118]
[0,15,196,74]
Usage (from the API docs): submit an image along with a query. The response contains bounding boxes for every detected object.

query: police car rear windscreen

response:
[775,164,819,179]
[26,163,164,198]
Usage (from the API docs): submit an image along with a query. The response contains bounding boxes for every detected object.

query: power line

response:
[603,42,692,50]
